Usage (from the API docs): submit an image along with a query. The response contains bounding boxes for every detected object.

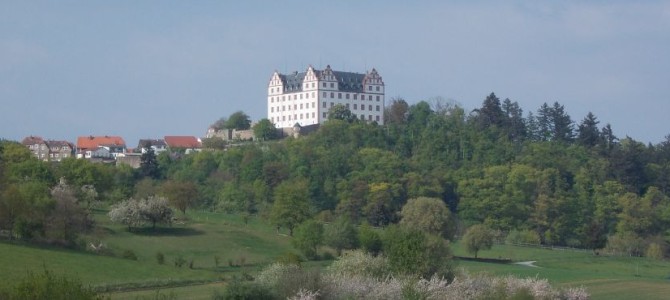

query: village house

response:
[76,135,126,159]
[164,136,202,153]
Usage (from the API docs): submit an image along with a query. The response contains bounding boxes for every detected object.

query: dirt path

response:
[514,260,539,267]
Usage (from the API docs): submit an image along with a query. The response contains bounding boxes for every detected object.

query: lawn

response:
[3,211,670,300]
[451,242,670,300]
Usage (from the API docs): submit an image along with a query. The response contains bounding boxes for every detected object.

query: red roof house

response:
[164,136,202,150]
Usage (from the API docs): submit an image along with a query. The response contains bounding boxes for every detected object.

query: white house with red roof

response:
[76,135,126,159]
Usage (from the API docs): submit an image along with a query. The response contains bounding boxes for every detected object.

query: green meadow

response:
[2,210,670,299]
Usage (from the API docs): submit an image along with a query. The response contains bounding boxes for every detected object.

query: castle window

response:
[312,92,315,98]
[346,103,350,109]
[323,112,327,118]
[323,102,326,108]
[323,92,327,98]
[330,102,334,107]
[271,107,274,112]
[368,95,372,101]
[376,96,380,101]
[294,104,297,110]
[376,86,380,91]
[282,116,286,121]
[312,102,315,108]
[361,105,365,111]
[282,106,285,111]
[330,83,334,88]
[354,94,358,100]
[346,94,350,99]
[300,114,303,119]
[331,92,334,98]
[300,104,303,109]
[323,82,327,88]
[360,114,364,120]
[368,86,372,91]
[376,115,380,122]
[338,93,342,99]
[376,105,380,111]
[312,112,315,118]
[369,105,372,110]
[312,82,315,88]
[369,115,372,121]
[300,94,303,99]
[282,96,285,101]
[354,104,358,110]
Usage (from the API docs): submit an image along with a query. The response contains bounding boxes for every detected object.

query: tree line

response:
[2,92,670,257]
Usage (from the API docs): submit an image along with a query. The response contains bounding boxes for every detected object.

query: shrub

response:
[155,252,165,265]
[256,263,321,299]
[174,255,186,268]
[276,252,302,266]
[213,279,276,300]
[505,229,541,245]
[328,250,391,279]
[646,243,664,260]
[2,269,102,300]
[358,223,382,255]
[382,225,453,278]
[214,255,220,267]
[121,249,138,261]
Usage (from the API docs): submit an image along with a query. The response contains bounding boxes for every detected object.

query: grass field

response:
[2,210,670,299]
[451,242,670,300]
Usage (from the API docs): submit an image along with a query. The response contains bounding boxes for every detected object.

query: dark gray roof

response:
[278,69,366,93]
[279,71,306,92]
[333,71,365,92]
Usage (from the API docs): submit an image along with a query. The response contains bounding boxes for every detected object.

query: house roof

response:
[45,140,73,149]
[164,136,201,148]
[77,136,126,150]
[21,136,44,145]
[138,139,166,148]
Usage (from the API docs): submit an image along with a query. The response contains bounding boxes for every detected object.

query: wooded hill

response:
[1,92,669,256]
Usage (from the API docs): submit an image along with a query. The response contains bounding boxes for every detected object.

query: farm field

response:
[2,210,669,299]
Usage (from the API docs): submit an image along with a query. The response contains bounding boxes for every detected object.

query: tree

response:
[252,118,278,141]
[225,111,252,130]
[399,197,455,239]
[328,104,356,123]
[463,224,494,258]
[577,112,601,147]
[270,179,312,236]
[358,223,383,255]
[47,179,91,243]
[386,97,409,124]
[382,225,453,278]
[477,92,506,128]
[324,216,359,255]
[108,198,143,231]
[139,196,174,230]
[160,180,198,215]
[139,147,160,179]
[292,219,324,259]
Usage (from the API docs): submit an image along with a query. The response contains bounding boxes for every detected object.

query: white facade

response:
[267,65,385,128]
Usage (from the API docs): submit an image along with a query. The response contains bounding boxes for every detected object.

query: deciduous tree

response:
[463,224,494,258]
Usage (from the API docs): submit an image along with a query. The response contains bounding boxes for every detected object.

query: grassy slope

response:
[451,242,670,300]
[3,210,669,300]
[0,210,293,294]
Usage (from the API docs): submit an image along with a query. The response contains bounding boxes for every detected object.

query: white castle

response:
[267,65,385,128]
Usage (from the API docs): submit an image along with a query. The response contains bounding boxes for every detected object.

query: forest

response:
[1,92,670,258]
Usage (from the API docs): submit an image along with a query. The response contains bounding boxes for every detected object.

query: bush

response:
[505,229,541,245]
[358,223,382,255]
[256,263,321,299]
[646,243,664,260]
[156,252,165,265]
[327,250,391,279]
[174,255,186,268]
[382,225,453,278]
[276,252,302,266]
[213,279,276,300]
[121,249,138,261]
[1,269,102,300]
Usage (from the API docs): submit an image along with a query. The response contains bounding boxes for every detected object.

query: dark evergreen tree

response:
[140,147,160,179]
[550,102,574,143]
[577,112,601,147]
[477,93,506,128]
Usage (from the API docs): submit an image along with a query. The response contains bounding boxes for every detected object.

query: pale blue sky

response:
[1,1,669,145]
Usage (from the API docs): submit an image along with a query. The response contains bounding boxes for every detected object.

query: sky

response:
[1,1,669,146]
